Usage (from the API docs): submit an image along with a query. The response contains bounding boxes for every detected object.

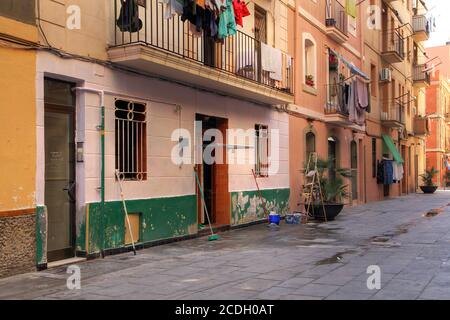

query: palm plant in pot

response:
[420,167,439,194]
[303,157,352,221]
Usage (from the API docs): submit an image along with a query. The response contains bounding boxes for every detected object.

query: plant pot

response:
[420,186,438,194]
[306,203,344,221]
[326,18,336,27]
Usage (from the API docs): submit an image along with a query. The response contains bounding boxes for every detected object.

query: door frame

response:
[44,102,76,262]
[195,114,230,227]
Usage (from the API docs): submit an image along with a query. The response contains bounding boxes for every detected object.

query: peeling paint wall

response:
[231,188,290,225]
[83,195,197,254]
[35,206,47,266]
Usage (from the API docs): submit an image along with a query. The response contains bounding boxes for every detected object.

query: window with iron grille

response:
[115,99,147,181]
[255,124,269,177]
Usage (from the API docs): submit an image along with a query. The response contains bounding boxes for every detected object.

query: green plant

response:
[303,157,352,204]
[420,167,439,187]
[445,171,450,186]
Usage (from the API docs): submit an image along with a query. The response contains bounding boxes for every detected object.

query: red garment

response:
[232,0,251,27]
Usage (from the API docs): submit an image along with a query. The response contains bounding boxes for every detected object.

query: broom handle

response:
[116,171,137,255]
[194,168,215,236]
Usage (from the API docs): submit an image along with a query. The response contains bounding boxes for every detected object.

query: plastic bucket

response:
[268,213,281,225]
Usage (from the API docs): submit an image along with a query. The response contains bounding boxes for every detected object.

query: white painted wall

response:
[36,52,289,208]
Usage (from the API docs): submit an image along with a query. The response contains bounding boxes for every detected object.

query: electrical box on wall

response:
[76,142,84,162]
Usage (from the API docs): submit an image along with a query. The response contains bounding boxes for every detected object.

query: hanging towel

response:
[218,0,237,39]
[269,47,283,81]
[383,160,394,185]
[117,0,143,33]
[346,0,357,18]
[232,0,251,27]
[163,0,184,19]
[261,43,283,81]
[261,42,274,73]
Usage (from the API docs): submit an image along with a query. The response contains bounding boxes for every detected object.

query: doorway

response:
[350,141,358,202]
[328,137,338,184]
[44,78,76,262]
[196,114,230,227]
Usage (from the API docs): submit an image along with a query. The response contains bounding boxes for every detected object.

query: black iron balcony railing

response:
[413,15,430,35]
[112,0,293,94]
[381,102,405,125]
[325,84,349,116]
[413,64,431,85]
[383,31,405,59]
[325,0,348,36]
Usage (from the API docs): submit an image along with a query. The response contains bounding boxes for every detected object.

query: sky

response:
[425,0,450,48]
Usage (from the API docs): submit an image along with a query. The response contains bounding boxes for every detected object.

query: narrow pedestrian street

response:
[1,192,450,300]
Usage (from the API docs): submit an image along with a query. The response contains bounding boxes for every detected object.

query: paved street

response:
[1,192,450,300]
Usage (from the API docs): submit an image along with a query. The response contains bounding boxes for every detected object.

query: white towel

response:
[261,43,283,81]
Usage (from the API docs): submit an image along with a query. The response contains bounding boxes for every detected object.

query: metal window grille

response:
[115,99,147,181]
[255,124,269,177]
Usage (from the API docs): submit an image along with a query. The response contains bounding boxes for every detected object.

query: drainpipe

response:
[73,87,106,257]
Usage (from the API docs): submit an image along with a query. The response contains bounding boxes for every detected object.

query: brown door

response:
[44,79,76,262]
[214,118,230,225]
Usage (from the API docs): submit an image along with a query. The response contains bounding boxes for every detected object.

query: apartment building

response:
[28,0,296,268]
[0,1,38,278]
[426,43,450,187]
[425,70,450,186]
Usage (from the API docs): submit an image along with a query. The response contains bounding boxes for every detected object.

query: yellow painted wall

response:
[0,17,37,211]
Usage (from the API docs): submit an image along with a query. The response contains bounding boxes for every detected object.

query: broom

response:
[194,167,220,241]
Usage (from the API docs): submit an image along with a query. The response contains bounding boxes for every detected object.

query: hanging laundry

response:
[218,0,237,39]
[117,0,143,33]
[346,0,357,19]
[232,0,251,28]
[383,160,394,185]
[163,0,184,19]
[349,78,369,126]
[261,43,283,81]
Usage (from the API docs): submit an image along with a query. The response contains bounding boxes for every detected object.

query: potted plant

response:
[445,171,450,188]
[302,157,352,221]
[305,74,315,87]
[326,18,336,27]
[420,167,439,194]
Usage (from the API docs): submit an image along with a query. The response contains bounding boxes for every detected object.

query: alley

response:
[1,192,450,300]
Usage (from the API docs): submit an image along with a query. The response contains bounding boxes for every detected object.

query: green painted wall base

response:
[85,195,198,254]
[231,188,290,225]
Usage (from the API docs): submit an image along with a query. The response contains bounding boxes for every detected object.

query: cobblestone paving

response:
[1,191,450,300]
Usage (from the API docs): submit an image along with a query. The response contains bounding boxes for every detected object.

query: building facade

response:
[0,0,38,278]
[32,0,295,268]
[0,0,435,277]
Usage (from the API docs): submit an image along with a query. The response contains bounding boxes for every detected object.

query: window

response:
[305,131,316,161]
[303,33,317,89]
[115,99,147,181]
[371,64,377,97]
[0,0,35,25]
[255,124,269,177]
[372,138,377,178]
[254,5,267,43]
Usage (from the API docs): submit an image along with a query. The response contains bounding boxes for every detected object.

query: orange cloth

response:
[197,0,205,8]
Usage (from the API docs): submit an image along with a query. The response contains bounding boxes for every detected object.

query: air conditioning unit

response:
[380,68,392,82]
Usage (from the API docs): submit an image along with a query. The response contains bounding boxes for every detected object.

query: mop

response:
[115,170,137,255]
[194,167,220,241]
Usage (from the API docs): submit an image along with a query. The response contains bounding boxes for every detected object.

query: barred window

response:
[255,124,269,177]
[115,99,147,181]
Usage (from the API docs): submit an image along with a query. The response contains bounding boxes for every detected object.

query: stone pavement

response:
[1,191,450,300]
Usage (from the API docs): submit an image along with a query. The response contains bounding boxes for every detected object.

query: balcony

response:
[413,116,430,136]
[325,0,349,44]
[108,0,294,105]
[412,15,430,42]
[381,32,405,64]
[413,64,431,87]
[324,84,352,125]
[381,102,405,128]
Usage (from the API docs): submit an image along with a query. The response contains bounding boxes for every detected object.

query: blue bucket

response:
[268,213,281,225]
